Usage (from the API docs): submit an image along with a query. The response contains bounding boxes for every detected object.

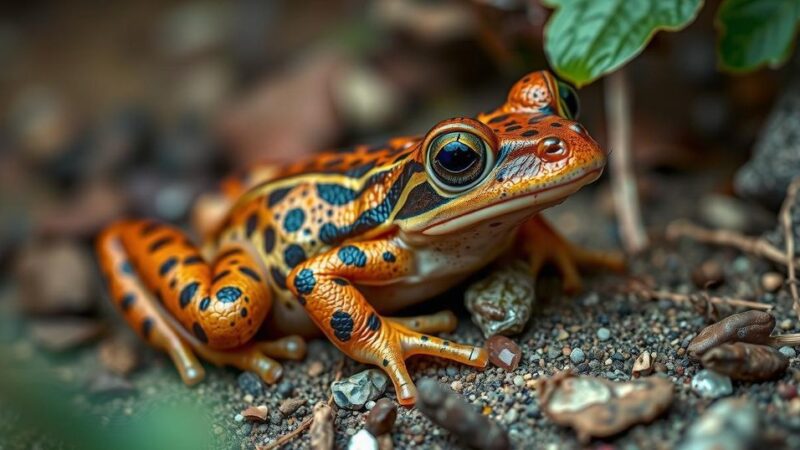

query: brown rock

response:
[688,310,775,359]
[538,372,673,443]
[29,317,104,352]
[487,335,521,371]
[310,402,333,450]
[416,379,510,450]
[16,240,96,315]
[632,352,653,377]
[366,398,397,436]
[701,342,788,381]
[279,398,306,416]
[691,260,725,289]
[761,272,785,292]
[98,336,139,375]
[241,405,269,422]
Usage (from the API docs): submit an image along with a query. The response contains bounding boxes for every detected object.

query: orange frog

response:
[96,71,622,405]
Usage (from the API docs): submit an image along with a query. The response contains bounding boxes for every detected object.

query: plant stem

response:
[604,69,648,254]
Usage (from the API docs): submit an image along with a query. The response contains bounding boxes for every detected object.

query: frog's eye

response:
[557,81,580,120]
[427,131,491,192]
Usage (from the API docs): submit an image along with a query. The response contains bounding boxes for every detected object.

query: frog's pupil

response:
[437,141,477,173]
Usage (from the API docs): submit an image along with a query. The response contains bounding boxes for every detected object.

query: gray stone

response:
[347,429,378,450]
[597,328,611,341]
[570,348,586,364]
[331,369,388,410]
[691,370,733,399]
[465,260,535,338]
[678,398,759,450]
[237,372,264,397]
[778,346,797,358]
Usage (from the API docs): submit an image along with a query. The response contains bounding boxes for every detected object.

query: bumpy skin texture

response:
[96,70,618,405]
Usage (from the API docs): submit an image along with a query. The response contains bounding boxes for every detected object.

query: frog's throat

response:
[420,168,602,236]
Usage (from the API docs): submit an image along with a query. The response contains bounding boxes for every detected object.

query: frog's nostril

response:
[538,137,568,160]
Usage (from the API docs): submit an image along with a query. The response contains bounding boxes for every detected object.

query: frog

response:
[96,70,623,405]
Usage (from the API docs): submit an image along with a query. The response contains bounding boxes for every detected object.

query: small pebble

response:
[513,375,525,387]
[691,369,733,398]
[779,346,797,358]
[279,398,306,416]
[234,414,244,423]
[347,429,378,450]
[331,369,389,410]
[569,348,586,364]
[597,328,611,341]
[487,335,522,371]
[237,372,265,397]
[761,272,785,292]
[241,405,269,422]
[308,361,325,377]
[365,398,397,436]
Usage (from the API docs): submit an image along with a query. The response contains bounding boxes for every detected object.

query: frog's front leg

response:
[519,215,626,293]
[286,238,488,406]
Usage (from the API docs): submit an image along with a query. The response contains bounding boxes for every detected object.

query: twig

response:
[621,285,773,312]
[259,358,346,450]
[769,333,800,346]
[605,69,648,254]
[666,220,800,267]
[780,177,800,321]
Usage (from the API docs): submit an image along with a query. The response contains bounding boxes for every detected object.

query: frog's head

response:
[395,71,606,236]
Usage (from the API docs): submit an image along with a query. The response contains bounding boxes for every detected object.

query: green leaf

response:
[543,0,704,87]
[716,0,800,72]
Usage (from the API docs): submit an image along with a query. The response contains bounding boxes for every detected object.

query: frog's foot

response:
[520,216,626,293]
[189,340,288,384]
[360,321,488,406]
[386,310,458,334]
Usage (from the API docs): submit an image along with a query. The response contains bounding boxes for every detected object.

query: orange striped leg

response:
[286,239,488,406]
[519,215,626,293]
[96,219,305,384]
[97,230,205,385]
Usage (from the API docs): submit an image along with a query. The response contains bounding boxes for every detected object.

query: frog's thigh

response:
[98,219,290,384]
[286,239,487,406]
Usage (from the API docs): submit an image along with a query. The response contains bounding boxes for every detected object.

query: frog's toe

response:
[400,330,488,368]
[255,335,307,361]
[192,343,283,384]
[387,310,458,334]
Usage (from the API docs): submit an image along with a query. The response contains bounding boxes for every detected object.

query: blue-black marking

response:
[395,181,451,220]
[140,222,161,236]
[239,267,262,282]
[283,208,305,232]
[245,213,259,237]
[148,236,174,253]
[159,257,178,276]
[212,270,230,283]
[367,313,381,331]
[521,129,539,137]
[180,282,199,308]
[330,310,354,341]
[270,267,287,290]
[216,248,242,261]
[217,286,242,303]
[317,183,357,205]
[192,322,208,343]
[338,246,367,267]
[294,269,316,295]
[489,114,509,124]
[240,308,248,318]
[332,277,350,286]
[263,226,276,253]
[199,296,211,311]
[142,318,153,339]
[120,293,135,311]
[183,255,203,265]
[120,261,133,274]
[267,187,292,207]
[283,244,306,268]
[382,251,396,263]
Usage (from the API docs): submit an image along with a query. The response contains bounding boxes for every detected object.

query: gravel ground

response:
[2,173,799,450]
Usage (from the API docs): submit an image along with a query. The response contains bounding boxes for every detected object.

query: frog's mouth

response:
[421,168,602,236]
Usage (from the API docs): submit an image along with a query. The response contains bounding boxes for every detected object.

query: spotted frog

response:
[97,71,622,405]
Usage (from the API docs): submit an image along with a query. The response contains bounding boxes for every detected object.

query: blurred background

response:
[0,0,796,448]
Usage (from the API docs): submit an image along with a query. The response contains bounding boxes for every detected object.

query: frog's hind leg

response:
[97,229,205,385]
[520,215,626,293]
[386,310,458,334]
[96,219,303,384]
